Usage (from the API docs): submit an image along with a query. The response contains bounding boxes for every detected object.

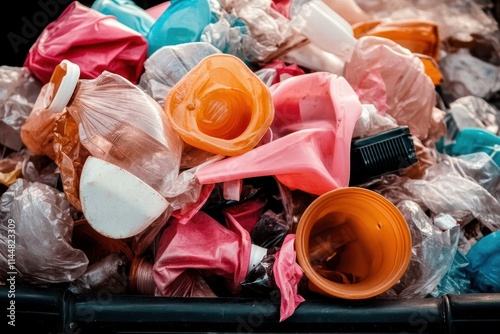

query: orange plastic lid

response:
[164,54,275,156]
[295,187,412,299]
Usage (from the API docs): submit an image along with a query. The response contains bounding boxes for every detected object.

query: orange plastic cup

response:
[164,53,275,156]
[295,187,412,299]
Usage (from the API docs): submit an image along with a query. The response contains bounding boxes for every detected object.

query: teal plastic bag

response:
[466,231,500,292]
[91,0,156,37]
[146,0,221,56]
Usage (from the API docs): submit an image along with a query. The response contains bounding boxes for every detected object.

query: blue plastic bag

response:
[91,0,156,37]
[146,0,221,56]
[466,231,500,292]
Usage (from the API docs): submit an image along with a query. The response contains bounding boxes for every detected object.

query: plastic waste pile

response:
[1,0,500,323]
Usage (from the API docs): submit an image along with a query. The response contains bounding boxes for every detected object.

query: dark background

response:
[1,0,168,67]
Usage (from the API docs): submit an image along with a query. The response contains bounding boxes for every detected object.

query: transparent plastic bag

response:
[0,178,88,284]
[0,66,43,151]
[378,200,460,299]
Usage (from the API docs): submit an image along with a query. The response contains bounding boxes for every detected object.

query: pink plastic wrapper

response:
[196,72,362,195]
[344,36,436,141]
[153,210,251,295]
[24,1,148,85]
[273,234,305,321]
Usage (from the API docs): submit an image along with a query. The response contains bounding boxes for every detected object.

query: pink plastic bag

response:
[273,234,305,321]
[24,1,148,85]
[344,36,436,141]
[153,210,252,295]
[196,72,362,195]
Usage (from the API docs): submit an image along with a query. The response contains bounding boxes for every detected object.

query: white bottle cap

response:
[248,244,268,273]
[80,156,169,239]
[44,59,80,113]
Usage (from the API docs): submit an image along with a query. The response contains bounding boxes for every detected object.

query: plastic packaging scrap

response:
[45,59,183,206]
[354,0,499,41]
[466,230,500,293]
[2,0,500,325]
[370,153,500,255]
[91,0,156,37]
[0,66,42,151]
[153,210,304,321]
[0,178,89,284]
[344,35,438,142]
[378,200,461,299]
[24,1,148,85]
[138,42,222,107]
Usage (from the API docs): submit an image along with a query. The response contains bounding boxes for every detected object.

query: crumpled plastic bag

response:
[0,66,43,151]
[0,149,59,189]
[20,84,61,161]
[272,233,305,321]
[431,250,472,297]
[153,269,218,297]
[0,178,88,284]
[354,0,499,41]
[53,69,184,201]
[139,42,221,107]
[466,230,500,292]
[424,152,500,200]
[153,210,253,295]
[242,233,306,322]
[53,111,92,212]
[378,200,460,299]
[344,36,437,142]
[371,155,500,254]
[0,151,24,187]
[439,49,500,102]
[69,252,129,294]
[153,209,303,321]
[225,0,301,63]
[24,1,148,85]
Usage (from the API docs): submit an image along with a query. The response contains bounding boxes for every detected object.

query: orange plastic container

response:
[164,54,275,156]
[295,187,412,299]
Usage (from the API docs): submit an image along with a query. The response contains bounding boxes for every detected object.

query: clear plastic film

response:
[344,36,438,142]
[371,155,500,254]
[431,250,472,297]
[354,0,499,41]
[0,150,24,187]
[139,42,222,108]
[20,84,61,161]
[439,49,500,101]
[154,269,217,297]
[0,66,43,151]
[0,178,89,284]
[64,71,183,200]
[53,111,92,212]
[377,200,460,299]
[69,252,130,294]
[227,0,300,63]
